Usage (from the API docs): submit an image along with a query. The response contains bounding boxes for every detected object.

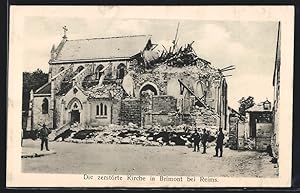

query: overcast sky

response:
[22,17,278,110]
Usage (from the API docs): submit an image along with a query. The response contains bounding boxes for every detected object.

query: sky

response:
[22,16,279,110]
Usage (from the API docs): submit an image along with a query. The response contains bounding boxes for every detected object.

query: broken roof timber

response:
[178,79,220,119]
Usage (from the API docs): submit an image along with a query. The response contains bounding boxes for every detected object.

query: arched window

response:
[95,65,104,80]
[75,66,84,73]
[117,63,126,79]
[139,83,159,96]
[97,103,108,117]
[100,103,103,115]
[104,105,107,116]
[59,67,65,72]
[42,98,49,114]
[96,105,100,116]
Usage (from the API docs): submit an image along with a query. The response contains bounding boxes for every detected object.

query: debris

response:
[59,122,228,149]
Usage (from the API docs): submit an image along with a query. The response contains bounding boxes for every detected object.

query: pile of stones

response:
[58,123,228,148]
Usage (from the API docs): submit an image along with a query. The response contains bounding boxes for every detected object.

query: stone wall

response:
[129,64,227,130]
[111,99,121,125]
[120,98,141,126]
[228,115,239,150]
[152,95,177,113]
[152,113,176,126]
[72,64,93,89]
[89,99,112,126]
[52,65,74,94]
[191,107,218,128]
[32,96,53,129]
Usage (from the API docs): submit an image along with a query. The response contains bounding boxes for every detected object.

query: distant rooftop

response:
[246,100,272,113]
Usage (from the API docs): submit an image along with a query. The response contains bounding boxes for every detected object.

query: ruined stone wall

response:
[228,115,248,150]
[32,95,53,129]
[129,65,225,120]
[72,64,93,89]
[152,95,177,113]
[111,99,121,125]
[228,115,239,150]
[52,65,74,94]
[151,95,177,126]
[50,64,70,78]
[53,95,63,129]
[120,98,141,126]
[190,107,218,128]
[152,113,176,126]
[237,121,247,150]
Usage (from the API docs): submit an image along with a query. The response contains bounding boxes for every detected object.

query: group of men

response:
[191,127,224,157]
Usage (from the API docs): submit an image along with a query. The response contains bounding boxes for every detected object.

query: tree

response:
[22,69,48,113]
[238,96,255,116]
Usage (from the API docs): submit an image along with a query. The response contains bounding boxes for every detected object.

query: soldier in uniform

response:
[201,128,209,154]
[38,123,51,151]
[192,128,201,152]
[214,128,224,157]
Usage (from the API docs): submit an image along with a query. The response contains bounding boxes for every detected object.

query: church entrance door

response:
[71,110,80,123]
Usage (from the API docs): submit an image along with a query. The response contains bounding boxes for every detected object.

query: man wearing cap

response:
[214,128,224,157]
[38,123,51,151]
[192,128,201,152]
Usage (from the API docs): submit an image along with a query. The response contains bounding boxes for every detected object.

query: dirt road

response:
[22,140,278,177]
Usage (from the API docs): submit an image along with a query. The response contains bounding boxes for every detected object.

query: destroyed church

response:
[26,30,228,133]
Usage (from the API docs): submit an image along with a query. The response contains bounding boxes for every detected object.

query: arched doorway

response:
[139,82,159,96]
[67,98,83,124]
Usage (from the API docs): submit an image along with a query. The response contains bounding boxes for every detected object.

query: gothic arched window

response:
[95,65,104,80]
[96,105,100,116]
[42,98,49,114]
[104,105,107,116]
[59,67,65,72]
[100,103,103,115]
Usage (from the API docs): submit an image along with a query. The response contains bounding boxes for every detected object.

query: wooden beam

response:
[178,79,220,119]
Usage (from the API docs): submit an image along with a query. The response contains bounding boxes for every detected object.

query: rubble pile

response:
[85,83,125,100]
[58,123,228,147]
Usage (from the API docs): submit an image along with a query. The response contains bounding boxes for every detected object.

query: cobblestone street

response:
[22,139,278,177]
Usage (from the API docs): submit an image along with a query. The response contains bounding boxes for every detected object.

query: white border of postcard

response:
[7,6,294,188]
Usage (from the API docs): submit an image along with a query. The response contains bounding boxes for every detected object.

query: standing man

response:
[201,128,209,154]
[38,123,51,151]
[214,128,224,157]
[192,128,201,152]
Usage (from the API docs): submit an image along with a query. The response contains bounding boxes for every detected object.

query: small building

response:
[246,100,273,151]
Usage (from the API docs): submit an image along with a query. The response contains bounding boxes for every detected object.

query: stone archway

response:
[67,98,83,124]
[139,82,160,96]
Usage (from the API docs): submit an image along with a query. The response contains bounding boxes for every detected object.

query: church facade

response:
[26,32,228,133]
